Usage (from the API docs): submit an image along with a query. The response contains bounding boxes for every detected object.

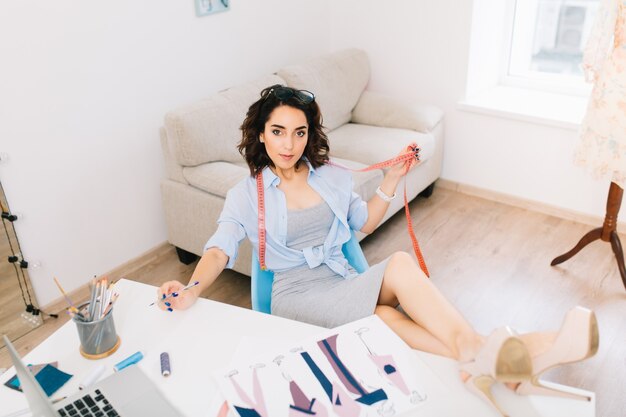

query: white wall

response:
[0,1,331,306]
[330,0,611,218]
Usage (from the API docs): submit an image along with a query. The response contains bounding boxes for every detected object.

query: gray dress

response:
[271,201,389,328]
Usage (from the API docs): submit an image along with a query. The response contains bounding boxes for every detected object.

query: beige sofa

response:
[160,48,444,274]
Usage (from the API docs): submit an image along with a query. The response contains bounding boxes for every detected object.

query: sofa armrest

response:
[351,91,443,133]
[160,127,187,184]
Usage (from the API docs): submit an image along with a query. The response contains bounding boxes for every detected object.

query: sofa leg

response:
[419,182,435,198]
[175,246,199,265]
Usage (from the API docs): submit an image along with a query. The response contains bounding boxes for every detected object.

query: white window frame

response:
[460,0,592,130]
[500,0,596,97]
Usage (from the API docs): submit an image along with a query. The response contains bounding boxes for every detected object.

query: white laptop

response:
[3,335,182,417]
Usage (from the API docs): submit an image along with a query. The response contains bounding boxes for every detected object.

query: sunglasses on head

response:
[264,85,315,104]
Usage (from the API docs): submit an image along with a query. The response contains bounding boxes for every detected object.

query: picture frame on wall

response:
[195,0,230,17]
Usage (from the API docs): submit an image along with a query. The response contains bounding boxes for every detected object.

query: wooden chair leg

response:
[550,228,602,266]
[609,231,626,289]
[551,181,626,289]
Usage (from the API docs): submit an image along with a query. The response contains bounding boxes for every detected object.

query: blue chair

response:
[251,230,369,313]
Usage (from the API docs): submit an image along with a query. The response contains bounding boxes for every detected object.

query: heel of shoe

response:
[466,375,510,417]
[542,308,599,367]
[586,310,600,358]
[562,307,599,361]
[515,307,599,402]
[532,307,600,376]
[517,379,592,401]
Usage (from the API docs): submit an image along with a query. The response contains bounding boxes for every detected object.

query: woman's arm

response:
[187,247,229,296]
[157,247,229,311]
[157,180,250,311]
[360,145,418,234]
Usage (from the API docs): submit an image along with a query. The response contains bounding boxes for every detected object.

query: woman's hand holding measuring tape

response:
[386,142,421,179]
[369,142,429,277]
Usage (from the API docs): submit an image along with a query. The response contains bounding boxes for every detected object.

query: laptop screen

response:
[3,334,60,417]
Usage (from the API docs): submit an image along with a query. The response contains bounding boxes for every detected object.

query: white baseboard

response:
[436,179,625,230]
[41,241,171,313]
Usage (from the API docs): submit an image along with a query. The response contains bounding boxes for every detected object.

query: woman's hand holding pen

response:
[157,280,199,312]
[156,249,228,313]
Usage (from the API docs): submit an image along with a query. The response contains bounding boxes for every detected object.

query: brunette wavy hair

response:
[238,84,330,176]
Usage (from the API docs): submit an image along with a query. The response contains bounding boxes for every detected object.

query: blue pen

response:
[113,351,144,372]
[148,281,200,307]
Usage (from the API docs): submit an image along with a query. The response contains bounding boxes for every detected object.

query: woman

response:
[159,84,598,415]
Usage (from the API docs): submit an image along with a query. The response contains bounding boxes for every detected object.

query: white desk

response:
[0,279,595,417]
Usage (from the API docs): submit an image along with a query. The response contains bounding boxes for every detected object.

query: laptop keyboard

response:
[57,389,119,417]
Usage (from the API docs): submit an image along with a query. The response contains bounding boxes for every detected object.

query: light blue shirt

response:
[204,160,369,277]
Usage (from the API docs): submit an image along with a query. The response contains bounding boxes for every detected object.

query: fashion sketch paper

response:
[214,315,428,417]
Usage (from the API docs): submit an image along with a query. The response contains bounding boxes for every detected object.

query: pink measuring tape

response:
[256,143,430,277]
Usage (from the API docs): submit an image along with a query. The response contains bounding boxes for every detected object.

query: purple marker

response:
[160,352,171,377]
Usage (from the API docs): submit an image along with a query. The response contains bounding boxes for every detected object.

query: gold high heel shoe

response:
[460,327,533,417]
[516,306,599,401]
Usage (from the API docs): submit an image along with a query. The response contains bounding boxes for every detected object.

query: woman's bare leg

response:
[377,251,483,361]
[374,305,454,357]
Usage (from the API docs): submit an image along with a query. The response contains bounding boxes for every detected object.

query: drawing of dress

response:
[575,0,626,186]
[355,327,426,404]
[301,336,389,417]
[300,350,364,416]
[288,380,328,417]
[274,354,329,417]
[317,335,387,406]
[228,368,268,417]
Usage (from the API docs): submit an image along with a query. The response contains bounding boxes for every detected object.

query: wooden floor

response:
[0,214,39,343]
[1,186,625,417]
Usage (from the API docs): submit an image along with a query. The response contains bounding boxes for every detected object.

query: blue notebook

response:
[5,364,72,396]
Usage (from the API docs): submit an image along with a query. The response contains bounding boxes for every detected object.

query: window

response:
[461,0,593,127]
[505,0,600,94]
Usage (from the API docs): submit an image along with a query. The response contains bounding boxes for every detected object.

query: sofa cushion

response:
[277,49,370,131]
[183,162,249,198]
[164,74,285,167]
[327,123,435,166]
[352,91,444,133]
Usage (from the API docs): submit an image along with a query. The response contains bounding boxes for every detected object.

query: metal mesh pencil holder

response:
[73,302,121,359]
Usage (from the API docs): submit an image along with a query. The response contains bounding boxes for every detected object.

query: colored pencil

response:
[53,277,77,310]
